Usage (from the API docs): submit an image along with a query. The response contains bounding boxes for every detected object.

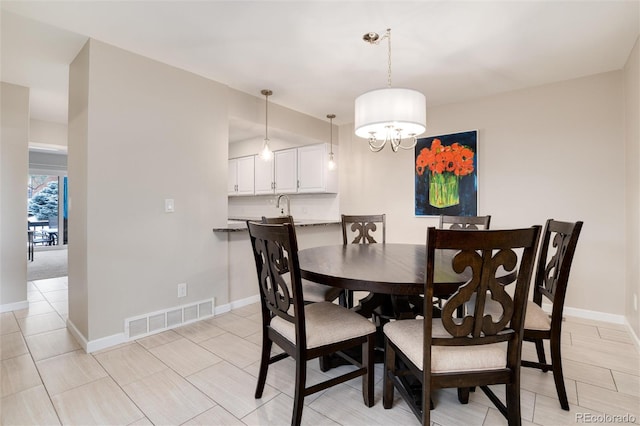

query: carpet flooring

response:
[27,247,68,281]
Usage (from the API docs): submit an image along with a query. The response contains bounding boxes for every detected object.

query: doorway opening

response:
[28,174,67,247]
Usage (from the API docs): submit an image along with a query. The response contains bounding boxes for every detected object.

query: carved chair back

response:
[532,219,583,318]
[438,214,491,230]
[341,214,386,245]
[247,222,307,342]
[260,216,295,275]
[424,226,540,354]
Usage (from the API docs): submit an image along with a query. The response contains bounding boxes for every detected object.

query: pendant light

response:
[327,114,336,170]
[260,89,273,161]
[354,28,426,152]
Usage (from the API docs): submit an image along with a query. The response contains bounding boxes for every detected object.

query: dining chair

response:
[522,219,583,410]
[31,227,55,246]
[261,216,344,304]
[438,214,491,230]
[383,225,541,426]
[248,221,376,426]
[473,219,583,410]
[340,214,386,309]
[47,215,59,245]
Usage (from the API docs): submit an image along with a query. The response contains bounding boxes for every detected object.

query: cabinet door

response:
[274,148,297,193]
[297,144,326,193]
[297,143,338,193]
[228,158,239,195]
[235,156,255,195]
[254,155,274,195]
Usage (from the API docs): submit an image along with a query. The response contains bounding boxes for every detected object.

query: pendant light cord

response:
[386,28,392,88]
[327,113,336,154]
[264,93,269,141]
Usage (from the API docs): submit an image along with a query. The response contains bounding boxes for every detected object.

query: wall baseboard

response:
[542,303,626,324]
[0,299,29,313]
[216,294,260,315]
[67,318,128,353]
[624,318,640,352]
[66,296,640,354]
[541,302,640,352]
[72,298,215,353]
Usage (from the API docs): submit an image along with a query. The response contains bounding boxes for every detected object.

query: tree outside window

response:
[28,179,58,220]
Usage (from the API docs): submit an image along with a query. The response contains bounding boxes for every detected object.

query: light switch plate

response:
[165,199,175,213]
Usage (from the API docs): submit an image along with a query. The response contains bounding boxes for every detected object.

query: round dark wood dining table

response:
[299,243,470,367]
[298,243,468,299]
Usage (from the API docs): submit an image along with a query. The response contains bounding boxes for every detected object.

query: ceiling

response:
[2,1,638,143]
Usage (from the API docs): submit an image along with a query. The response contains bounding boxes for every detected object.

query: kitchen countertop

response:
[212,217,341,232]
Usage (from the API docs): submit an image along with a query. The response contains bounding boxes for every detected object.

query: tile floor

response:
[1,276,639,425]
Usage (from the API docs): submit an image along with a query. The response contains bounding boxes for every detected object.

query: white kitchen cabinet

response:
[274,148,298,194]
[297,143,337,193]
[228,156,255,196]
[254,155,275,195]
[228,143,337,196]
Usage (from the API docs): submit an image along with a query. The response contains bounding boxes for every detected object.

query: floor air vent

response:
[124,298,215,339]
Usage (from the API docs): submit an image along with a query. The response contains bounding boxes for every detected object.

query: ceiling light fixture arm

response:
[368,128,418,152]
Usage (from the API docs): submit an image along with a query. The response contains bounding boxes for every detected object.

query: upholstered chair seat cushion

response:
[466,295,552,332]
[523,301,552,331]
[282,274,343,303]
[384,319,507,373]
[271,302,376,349]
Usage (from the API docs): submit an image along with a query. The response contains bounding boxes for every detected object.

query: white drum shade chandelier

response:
[354,29,426,152]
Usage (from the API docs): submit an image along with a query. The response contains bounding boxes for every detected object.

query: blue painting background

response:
[414,130,478,216]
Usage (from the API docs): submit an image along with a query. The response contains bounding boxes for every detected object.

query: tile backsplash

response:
[228,193,339,221]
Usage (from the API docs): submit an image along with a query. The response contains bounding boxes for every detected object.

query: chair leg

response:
[318,355,330,372]
[505,381,522,426]
[338,291,347,307]
[362,335,374,407]
[422,371,432,426]
[292,355,307,426]
[254,335,273,399]
[534,339,549,372]
[550,337,569,410]
[383,341,396,409]
[457,387,470,404]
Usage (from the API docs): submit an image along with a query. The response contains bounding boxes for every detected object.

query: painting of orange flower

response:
[415,130,478,216]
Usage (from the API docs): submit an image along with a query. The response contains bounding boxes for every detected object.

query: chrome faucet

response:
[276,194,291,216]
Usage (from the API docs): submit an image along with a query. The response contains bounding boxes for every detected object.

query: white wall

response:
[0,82,29,311]
[229,89,329,145]
[340,70,626,319]
[68,39,229,343]
[625,37,640,336]
[68,40,90,338]
[30,119,67,147]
